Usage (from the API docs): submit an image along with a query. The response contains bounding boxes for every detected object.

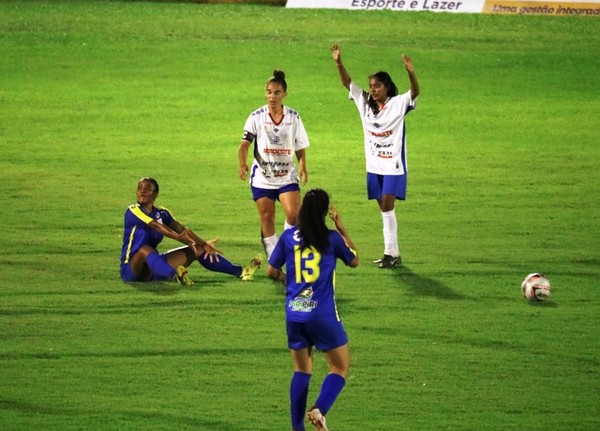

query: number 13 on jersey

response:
[294,245,321,284]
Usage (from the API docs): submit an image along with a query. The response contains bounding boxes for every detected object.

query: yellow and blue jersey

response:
[269,227,357,323]
[120,204,175,265]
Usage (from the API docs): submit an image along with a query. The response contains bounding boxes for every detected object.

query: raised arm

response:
[402,53,419,100]
[332,43,351,90]
[329,205,359,267]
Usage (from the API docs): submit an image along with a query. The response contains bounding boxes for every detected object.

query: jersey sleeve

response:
[396,89,417,115]
[293,114,310,151]
[269,233,287,270]
[242,111,258,142]
[349,81,368,117]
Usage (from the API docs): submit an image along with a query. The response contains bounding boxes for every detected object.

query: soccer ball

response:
[521,273,552,301]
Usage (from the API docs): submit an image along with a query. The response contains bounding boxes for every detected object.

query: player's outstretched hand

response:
[200,238,222,262]
[331,43,341,62]
[402,53,415,73]
[329,205,345,230]
[328,205,340,223]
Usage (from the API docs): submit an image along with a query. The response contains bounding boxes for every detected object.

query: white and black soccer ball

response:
[521,273,552,301]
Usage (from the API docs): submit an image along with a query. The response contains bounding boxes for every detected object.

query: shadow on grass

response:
[394,264,466,300]
[0,398,245,431]
[131,281,189,295]
[526,299,558,308]
[131,277,230,295]
[0,346,282,360]
[271,280,286,296]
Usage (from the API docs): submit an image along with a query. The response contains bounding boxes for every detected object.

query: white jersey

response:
[242,105,310,189]
[349,81,416,175]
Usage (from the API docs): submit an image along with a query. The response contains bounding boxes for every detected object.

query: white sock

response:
[381,210,399,257]
[262,234,278,259]
[283,220,294,231]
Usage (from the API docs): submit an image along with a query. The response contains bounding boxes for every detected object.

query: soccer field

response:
[1,1,599,430]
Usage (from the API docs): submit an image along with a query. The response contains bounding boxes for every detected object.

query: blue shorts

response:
[120,263,140,282]
[251,183,300,202]
[286,320,348,352]
[367,172,407,201]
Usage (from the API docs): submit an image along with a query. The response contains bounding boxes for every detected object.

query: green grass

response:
[1,1,599,430]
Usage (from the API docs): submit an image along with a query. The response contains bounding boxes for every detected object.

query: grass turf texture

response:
[1,1,599,430]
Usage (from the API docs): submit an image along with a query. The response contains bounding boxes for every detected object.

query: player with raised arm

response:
[332,43,419,268]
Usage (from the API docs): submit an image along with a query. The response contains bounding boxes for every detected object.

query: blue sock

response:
[146,251,176,279]
[290,372,311,431]
[314,373,346,415]
[197,253,242,277]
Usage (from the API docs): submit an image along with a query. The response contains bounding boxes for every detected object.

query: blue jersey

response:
[269,227,357,323]
[120,204,175,265]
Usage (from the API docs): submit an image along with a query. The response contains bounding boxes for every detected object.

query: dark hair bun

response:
[273,69,286,80]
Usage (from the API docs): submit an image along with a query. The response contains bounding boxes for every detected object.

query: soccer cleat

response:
[306,408,328,431]
[378,254,402,269]
[372,257,383,264]
[174,265,194,285]
[240,253,262,281]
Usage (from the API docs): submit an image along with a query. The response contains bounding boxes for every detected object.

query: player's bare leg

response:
[279,190,301,228]
[256,196,277,258]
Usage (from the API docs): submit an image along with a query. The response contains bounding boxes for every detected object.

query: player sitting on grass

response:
[120,177,261,285]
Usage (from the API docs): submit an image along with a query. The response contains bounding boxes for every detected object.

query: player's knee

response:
[137,245,155,258]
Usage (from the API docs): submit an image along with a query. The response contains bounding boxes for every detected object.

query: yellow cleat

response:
[174,265,194,286]
[241,253,262,281]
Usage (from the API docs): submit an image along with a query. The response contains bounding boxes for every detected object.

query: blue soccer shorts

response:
[367,172,407,201]
[252,183,300,202]
[286,320,348,352]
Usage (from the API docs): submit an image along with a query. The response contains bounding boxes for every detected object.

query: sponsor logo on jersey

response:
[299,287,313,298]
[264,148,292,155]
[289,288,318,313]
[293,229,302,243]
[369,129,393,138]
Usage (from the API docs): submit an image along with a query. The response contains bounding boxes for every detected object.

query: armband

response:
[242,130,256,143]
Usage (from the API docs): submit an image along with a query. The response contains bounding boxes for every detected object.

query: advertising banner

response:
[483,0,600,15]
[286,0,484,12]
[286,0,600,15]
